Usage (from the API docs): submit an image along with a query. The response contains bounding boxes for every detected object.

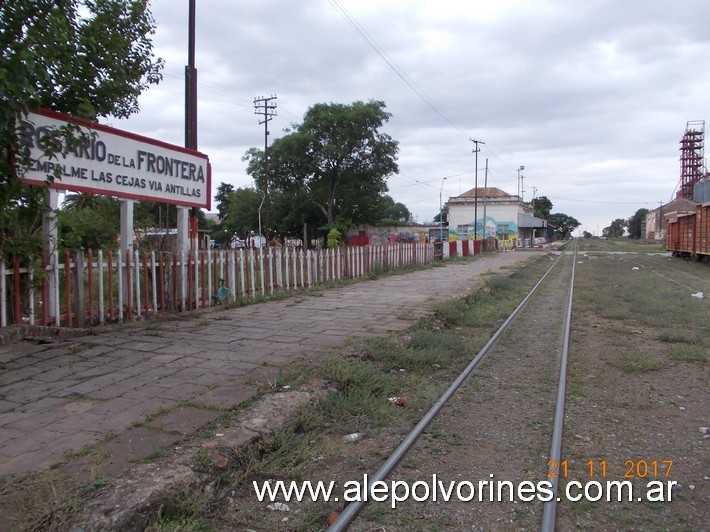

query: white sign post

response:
[19,109,211,323]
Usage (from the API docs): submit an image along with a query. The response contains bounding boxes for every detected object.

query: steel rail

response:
[541,241,577,531]
[636,256,710,295]
[328,248,569,532]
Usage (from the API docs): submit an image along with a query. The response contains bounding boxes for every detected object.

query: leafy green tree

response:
[583,230,593,239]
[214,182,235,222]
[58,201,120,251]
[378,195,411,224]
[627,208,649,239]
[270,188,323,245]
[1,0,163,258]
[327,228,342,248]
[603,218,626,238]
[223,187,263,240]
[247,100,399,229]
[433,206,448,224]
[547,213,581,239]
[533,195,553,219]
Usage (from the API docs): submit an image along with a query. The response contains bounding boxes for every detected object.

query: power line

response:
[554,196,656,205]
[327,0,471,138]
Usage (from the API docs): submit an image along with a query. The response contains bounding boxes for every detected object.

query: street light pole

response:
[439,177,448,241]
[471,139,484,252]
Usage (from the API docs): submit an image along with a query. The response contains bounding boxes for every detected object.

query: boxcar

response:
[666,203,710,262]
[696,204,710,259]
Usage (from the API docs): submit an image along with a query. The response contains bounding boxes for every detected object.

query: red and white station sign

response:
[18,110,211,210]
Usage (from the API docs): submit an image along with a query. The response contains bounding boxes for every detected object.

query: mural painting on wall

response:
[448,217,519,242]
[368,230,427,246]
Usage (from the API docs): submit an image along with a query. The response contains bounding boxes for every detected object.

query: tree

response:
[223,187,263,241]
[547,213,581,240]
[533,195,553,219]
[583,230,593,239]
[58,201,120,251]
[379,195,411,224]
[269,188,324,246]
[433,206,448,224]
[627,208,649,239]
[248,100,399,230]
[1,0,163,258]
[603,218,626,238]
[214,182,235,222]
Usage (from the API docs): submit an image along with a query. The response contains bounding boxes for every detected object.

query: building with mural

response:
[446,187,547,248]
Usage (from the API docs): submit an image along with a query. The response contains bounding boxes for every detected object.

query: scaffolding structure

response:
[678,120,707,199]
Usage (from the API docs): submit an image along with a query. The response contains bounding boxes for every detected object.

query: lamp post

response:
[439,177,448,241]
[517,165,525,199]
[471,139,484,252]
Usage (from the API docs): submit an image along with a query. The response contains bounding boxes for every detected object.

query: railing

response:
[1,242,433,329]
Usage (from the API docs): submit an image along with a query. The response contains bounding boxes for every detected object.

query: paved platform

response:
[0,252,533,478]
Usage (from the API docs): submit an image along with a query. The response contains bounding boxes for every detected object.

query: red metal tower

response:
[678,120,706,199]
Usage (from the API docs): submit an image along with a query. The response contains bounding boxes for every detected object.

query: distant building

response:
[446,187,547,247]
[646,197,698,240]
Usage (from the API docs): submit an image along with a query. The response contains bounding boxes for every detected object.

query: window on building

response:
[457,224,468,239]
[497,224,509,240]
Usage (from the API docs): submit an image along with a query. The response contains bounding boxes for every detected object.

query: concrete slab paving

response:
[0,251,535,478]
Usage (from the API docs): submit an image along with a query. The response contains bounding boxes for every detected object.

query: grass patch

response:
[143,486,213,532]
[669,344,709,364]
[574,238,665,254]
[607,350,665,373]
[129,444,171,464]
[658,331,699,345]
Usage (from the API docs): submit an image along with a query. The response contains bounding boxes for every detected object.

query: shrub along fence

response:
[1,242,433,329]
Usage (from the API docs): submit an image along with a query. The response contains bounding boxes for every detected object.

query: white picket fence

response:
[1,242,434,328]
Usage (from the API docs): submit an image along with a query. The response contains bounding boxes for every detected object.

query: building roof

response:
[456,187,512,198]
[654,196,697,215]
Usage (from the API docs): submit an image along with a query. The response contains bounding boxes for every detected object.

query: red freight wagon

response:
[695,204,710,258]
[666,210,696,258]
[666,204,710,263]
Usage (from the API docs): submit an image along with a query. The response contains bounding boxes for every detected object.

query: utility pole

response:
[177,0,197,257]
[471,139,484,252]
[482,158,489,245]
[439,177,448,241]
[531,186,538,240]
[517,165,525,200]
[254,95,277,249]
[185,0,197,152]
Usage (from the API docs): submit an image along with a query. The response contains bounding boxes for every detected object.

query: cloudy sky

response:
[115,0,710,235]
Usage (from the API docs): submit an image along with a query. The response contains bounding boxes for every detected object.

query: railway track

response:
[633,254,710,297]
[329,244,579,531]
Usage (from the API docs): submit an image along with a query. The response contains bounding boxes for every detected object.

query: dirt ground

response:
[346,251,708,531]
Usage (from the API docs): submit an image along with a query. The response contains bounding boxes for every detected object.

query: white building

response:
[446,187,547,248]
